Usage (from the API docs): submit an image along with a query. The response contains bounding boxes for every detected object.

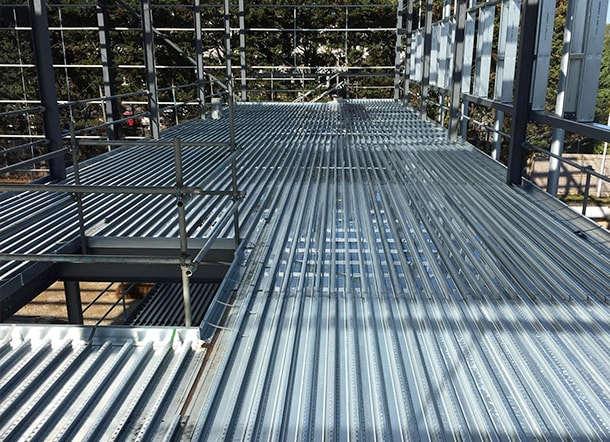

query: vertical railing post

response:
[461,99,469,140]
[171,81,179,125]
[507,0,539,186]
[69,122,88,254]
[492,110,503,160]
[29,0,66,181]
[174,137,192,327]
[582,166,594,216]
[141,0,160,139]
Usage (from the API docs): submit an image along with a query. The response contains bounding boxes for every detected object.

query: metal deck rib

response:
[1,100,610,439]
[0,326,203,440]
[128,282,220,326]
[188,100,610,439]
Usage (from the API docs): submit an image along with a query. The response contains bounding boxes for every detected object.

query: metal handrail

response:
[0,106,45,118]
[0,139,48,156]
[525,141,610,216]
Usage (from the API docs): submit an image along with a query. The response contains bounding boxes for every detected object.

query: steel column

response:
[394,0,405,100]
[239,0,247,101]
[194,0,206,118]
[547,0,575,196]
[420,0,434,119]
[225,0,241,247]
[507,0,539,186]
[64,281,83,324]
[28,0,66,181]
[141,0,160,139]
[403,0,414,104]
[96,0,119,140]
[449,0,467,141]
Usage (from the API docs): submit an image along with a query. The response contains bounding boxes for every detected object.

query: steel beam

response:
[507,0,539,186]
[0,263,59,321]
[58,262,229,284]
[141,0,160,139]
[28,0,66,181]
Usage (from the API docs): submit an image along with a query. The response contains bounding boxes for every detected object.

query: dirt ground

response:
[8,281,150,326]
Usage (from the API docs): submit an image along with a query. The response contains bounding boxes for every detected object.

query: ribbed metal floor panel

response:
[0,326,202,441]
[187,100,610,440]
[128,282,220,326]
[1,100,610,439]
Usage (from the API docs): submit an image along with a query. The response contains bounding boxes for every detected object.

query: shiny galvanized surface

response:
[129,283,221,327]
[0,325,203,441]
[189,100,610,440]
[1,100,610,440]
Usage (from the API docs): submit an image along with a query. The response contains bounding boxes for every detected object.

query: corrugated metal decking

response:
[191,101,610,439]
[1,100,610,439]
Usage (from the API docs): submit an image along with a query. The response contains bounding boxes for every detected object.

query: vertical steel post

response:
[29,0,66,181]
[238,0,247,101]
[293,8,298,68]
[394,0,405,100]
[345,6,349,78]
[96,0,119,140]
[403,0,414,104]
[492,109,503,160]
[174,137,192,327]
[171,82,179,125]
[597,113,610,197]
[507,0,539,186]
[448,0,467,141]
[224,0,240,247]
[180,265,193,327]
[141,0,160,139]
[194,0,206,119]
[64,281,83,325]
[547,0,574,196]
[420,0,434,119]
[582,166,594,215]
[461,100,469,140]
[70,123,88,254]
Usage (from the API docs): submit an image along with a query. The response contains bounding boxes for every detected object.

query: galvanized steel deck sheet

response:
[190,100,610,440]
[2,100,610,439]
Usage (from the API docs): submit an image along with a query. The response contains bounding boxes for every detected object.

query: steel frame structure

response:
[1,0,610,327]
[406,0,610,195]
